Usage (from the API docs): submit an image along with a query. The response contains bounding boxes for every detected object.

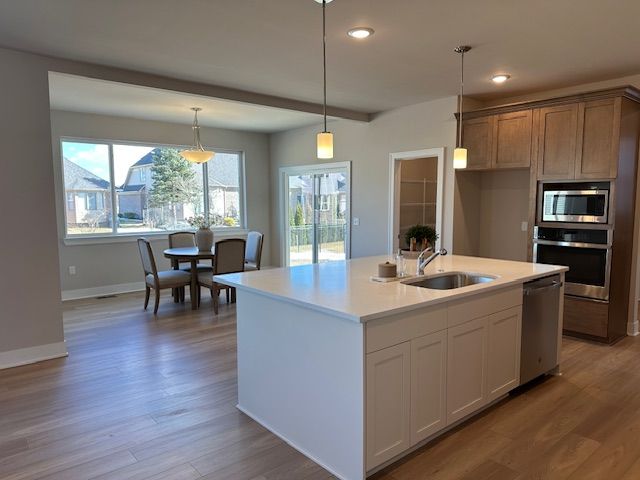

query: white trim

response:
[388,148,445,255]
[279,162,352,267]
[237,405,352,480]
[63,228,249,246]
[628,319,639,336]
[62,281,145,301]
[0,342,68,370]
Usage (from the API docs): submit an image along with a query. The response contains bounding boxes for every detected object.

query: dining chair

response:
[138,238,192,314]
[168,231,213,272]
[198,238,246,314]
[244,231,264,271]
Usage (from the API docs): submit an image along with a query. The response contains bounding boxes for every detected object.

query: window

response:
[61,139,244,237]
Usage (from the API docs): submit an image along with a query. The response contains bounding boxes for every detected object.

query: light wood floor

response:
[1,292,639,480]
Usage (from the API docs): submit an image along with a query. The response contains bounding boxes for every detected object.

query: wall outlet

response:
[521,221,528,232]
[68,266,76,275]
[353,217,360,226]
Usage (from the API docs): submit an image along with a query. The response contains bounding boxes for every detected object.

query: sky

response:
[62,142,155,186]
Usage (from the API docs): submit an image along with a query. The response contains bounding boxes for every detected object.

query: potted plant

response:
[404,224,439,251]
[187,214,218,252]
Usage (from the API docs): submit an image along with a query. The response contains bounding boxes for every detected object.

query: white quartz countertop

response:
[215,255,568,323]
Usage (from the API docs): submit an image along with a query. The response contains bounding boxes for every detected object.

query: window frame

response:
[60,136,247,242]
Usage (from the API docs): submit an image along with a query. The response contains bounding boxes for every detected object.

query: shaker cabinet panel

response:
[537,104,579,179]
[446,316,488,425]
[486,306,522,401]
[410,330,447,445]
[493,110,533,169]
[576,98,620,179]
[366,342,411,470]
[462,116,494,170]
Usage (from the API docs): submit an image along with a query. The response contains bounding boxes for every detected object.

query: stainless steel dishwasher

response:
[520,274,562,385]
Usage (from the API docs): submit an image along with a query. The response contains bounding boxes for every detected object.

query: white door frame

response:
[388,148,445,255]
[279,161,352,267]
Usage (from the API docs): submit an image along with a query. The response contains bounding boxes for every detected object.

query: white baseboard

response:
[628,320,639,336]
[62,281,145,301]
[236,404,351,480]
[0,342,68,370]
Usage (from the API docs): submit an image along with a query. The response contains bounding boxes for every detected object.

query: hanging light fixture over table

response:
[315,0,334,159]
[454,46,471,169]
[180,107,214,164]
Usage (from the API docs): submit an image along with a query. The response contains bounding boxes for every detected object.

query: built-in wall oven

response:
[533,226,612,301]
[541,185,609,224]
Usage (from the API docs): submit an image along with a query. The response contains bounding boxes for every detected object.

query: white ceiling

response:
[2,0,640,112]
[48,73,326,133]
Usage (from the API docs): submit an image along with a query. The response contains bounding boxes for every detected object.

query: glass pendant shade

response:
[179,149,214,164]
[180,107,214,163]
[317,132,334,159]
[453,147,468,169]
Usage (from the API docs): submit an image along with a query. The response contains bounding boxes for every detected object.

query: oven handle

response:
[533,239,611,249]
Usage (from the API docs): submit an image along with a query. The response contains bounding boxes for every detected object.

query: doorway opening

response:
[389,148,444,254]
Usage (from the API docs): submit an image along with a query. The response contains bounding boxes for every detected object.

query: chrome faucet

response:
[416,247,448,275]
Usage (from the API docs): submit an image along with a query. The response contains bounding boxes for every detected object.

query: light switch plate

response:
[521,221,528,232]
[353,217,360,226]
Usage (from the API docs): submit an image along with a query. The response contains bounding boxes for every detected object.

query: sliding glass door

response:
[282,162,351,267]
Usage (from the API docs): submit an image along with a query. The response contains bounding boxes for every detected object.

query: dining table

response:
[163,246,215,310]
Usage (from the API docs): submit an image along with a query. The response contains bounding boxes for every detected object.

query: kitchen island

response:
[215,255,567,480]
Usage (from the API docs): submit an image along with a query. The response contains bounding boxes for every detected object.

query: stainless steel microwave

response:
[542,189,609,224]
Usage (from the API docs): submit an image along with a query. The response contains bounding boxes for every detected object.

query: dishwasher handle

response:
[523,280,563,296]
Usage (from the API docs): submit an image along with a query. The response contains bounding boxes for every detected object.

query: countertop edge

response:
[214,266,568,323]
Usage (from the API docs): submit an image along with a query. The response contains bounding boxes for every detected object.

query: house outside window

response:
[61,139,245,237]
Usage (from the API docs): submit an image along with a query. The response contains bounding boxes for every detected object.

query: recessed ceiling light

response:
[492,74,511,84]
[347,27,374,39]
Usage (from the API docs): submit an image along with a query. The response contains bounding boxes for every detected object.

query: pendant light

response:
[315,0,334,159]
[453,46,471,169]
[180,107,214,164]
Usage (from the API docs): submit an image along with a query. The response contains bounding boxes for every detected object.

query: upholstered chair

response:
[168,231,213,272]
[198,238,246,314]
[244,231,264,271]
[137,238,192,314]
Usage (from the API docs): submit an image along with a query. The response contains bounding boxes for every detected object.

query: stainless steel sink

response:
[402,272,496,290]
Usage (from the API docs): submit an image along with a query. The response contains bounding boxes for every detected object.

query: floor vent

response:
[95,294,118,299]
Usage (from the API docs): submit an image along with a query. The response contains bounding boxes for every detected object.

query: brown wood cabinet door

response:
[462,116,494,170]
[492,110,533,169]
[537,104,579,179]
[575,98,621,179]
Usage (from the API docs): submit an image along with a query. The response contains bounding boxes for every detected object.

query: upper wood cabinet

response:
[493,110,533,169]
[536,104,579,179]
[462,116,494,169]
[461,110,532,170]
[537,98,621,180]
[575,98,621,179]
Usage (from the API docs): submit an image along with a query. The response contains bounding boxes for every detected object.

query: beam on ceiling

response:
[30,49,372,123]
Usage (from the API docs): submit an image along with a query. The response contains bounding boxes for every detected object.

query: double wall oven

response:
[533,182,612,301]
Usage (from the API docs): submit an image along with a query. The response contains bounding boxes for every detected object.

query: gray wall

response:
[0,49,64,354]
[269,96,458,266]
[50,110,271,294]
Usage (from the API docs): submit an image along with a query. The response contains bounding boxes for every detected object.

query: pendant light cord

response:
[454,46,470,148]
[322,0,327,133]
[458,49,464,148]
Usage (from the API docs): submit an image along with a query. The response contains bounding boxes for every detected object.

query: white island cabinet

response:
[215,255,567,480]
